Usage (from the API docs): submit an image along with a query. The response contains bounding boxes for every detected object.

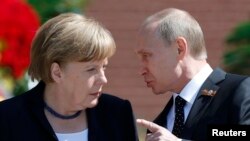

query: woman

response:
[0,13,138,141]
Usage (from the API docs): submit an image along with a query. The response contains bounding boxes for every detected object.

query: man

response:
[135,8,250,141]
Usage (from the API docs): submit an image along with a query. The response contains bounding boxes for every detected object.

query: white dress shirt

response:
[167,64,213,131]
[56,129,88,141]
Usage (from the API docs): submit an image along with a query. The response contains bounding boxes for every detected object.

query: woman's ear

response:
[50,62,62,83]
[176,36,188,60]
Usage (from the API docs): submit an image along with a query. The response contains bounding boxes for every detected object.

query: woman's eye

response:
[87,68,96,72]
[103,65,107,70]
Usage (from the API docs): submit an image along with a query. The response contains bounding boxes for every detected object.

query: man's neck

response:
[173,59,208,93]
[185,60,208,79]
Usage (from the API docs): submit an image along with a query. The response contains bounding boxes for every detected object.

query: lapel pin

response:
[201,89,216,97]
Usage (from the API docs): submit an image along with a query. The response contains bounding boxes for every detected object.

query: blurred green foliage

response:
[13,74,29,96]
[27,0,89,23]
[224,21,250,75]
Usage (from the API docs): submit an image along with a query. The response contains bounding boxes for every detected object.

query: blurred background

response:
[0,0,250,140]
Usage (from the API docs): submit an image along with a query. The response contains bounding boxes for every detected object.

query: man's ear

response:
[176,37,188,60]
[50,62,62,83]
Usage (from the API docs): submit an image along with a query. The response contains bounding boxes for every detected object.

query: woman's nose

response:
[98,70,108,85]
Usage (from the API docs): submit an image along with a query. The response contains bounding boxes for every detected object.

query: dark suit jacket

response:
[153,68,250,141]
[0,82,138,141]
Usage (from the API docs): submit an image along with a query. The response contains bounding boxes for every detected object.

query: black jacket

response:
[153,68,250,141]
[0,82,139,141]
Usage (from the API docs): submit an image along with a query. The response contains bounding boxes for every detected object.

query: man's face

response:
[135,29,181,94]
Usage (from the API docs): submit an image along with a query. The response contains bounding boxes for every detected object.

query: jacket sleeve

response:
[232,77,250,124]
[0,101,11,141]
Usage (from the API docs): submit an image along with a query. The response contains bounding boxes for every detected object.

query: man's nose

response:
[139,67,147,76]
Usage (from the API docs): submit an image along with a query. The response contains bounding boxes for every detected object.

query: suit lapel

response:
[182,68,226,139]
[153,97,173,129]
[87,106,106,141]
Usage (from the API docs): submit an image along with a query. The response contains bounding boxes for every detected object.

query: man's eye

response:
[142,53,148,59]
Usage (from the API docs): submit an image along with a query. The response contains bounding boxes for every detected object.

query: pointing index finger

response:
[136,119,162,133]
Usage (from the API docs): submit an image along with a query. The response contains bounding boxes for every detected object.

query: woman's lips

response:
[90,92,101,96]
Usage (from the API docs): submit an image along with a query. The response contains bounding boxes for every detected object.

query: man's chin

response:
[152,88,165,95]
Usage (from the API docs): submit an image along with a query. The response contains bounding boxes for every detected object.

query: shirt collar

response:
[173,64,213,104]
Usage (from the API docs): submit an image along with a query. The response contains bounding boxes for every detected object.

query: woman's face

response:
[58,58,108,110]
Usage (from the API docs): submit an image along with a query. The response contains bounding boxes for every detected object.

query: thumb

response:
[136,119,163,133]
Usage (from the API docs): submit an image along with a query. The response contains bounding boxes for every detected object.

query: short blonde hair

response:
[28,13,116,82]
[142,8,207,60]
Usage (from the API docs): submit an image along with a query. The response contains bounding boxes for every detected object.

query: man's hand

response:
[137,119,181,141]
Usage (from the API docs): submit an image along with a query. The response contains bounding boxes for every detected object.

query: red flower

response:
[0,0,40,78]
